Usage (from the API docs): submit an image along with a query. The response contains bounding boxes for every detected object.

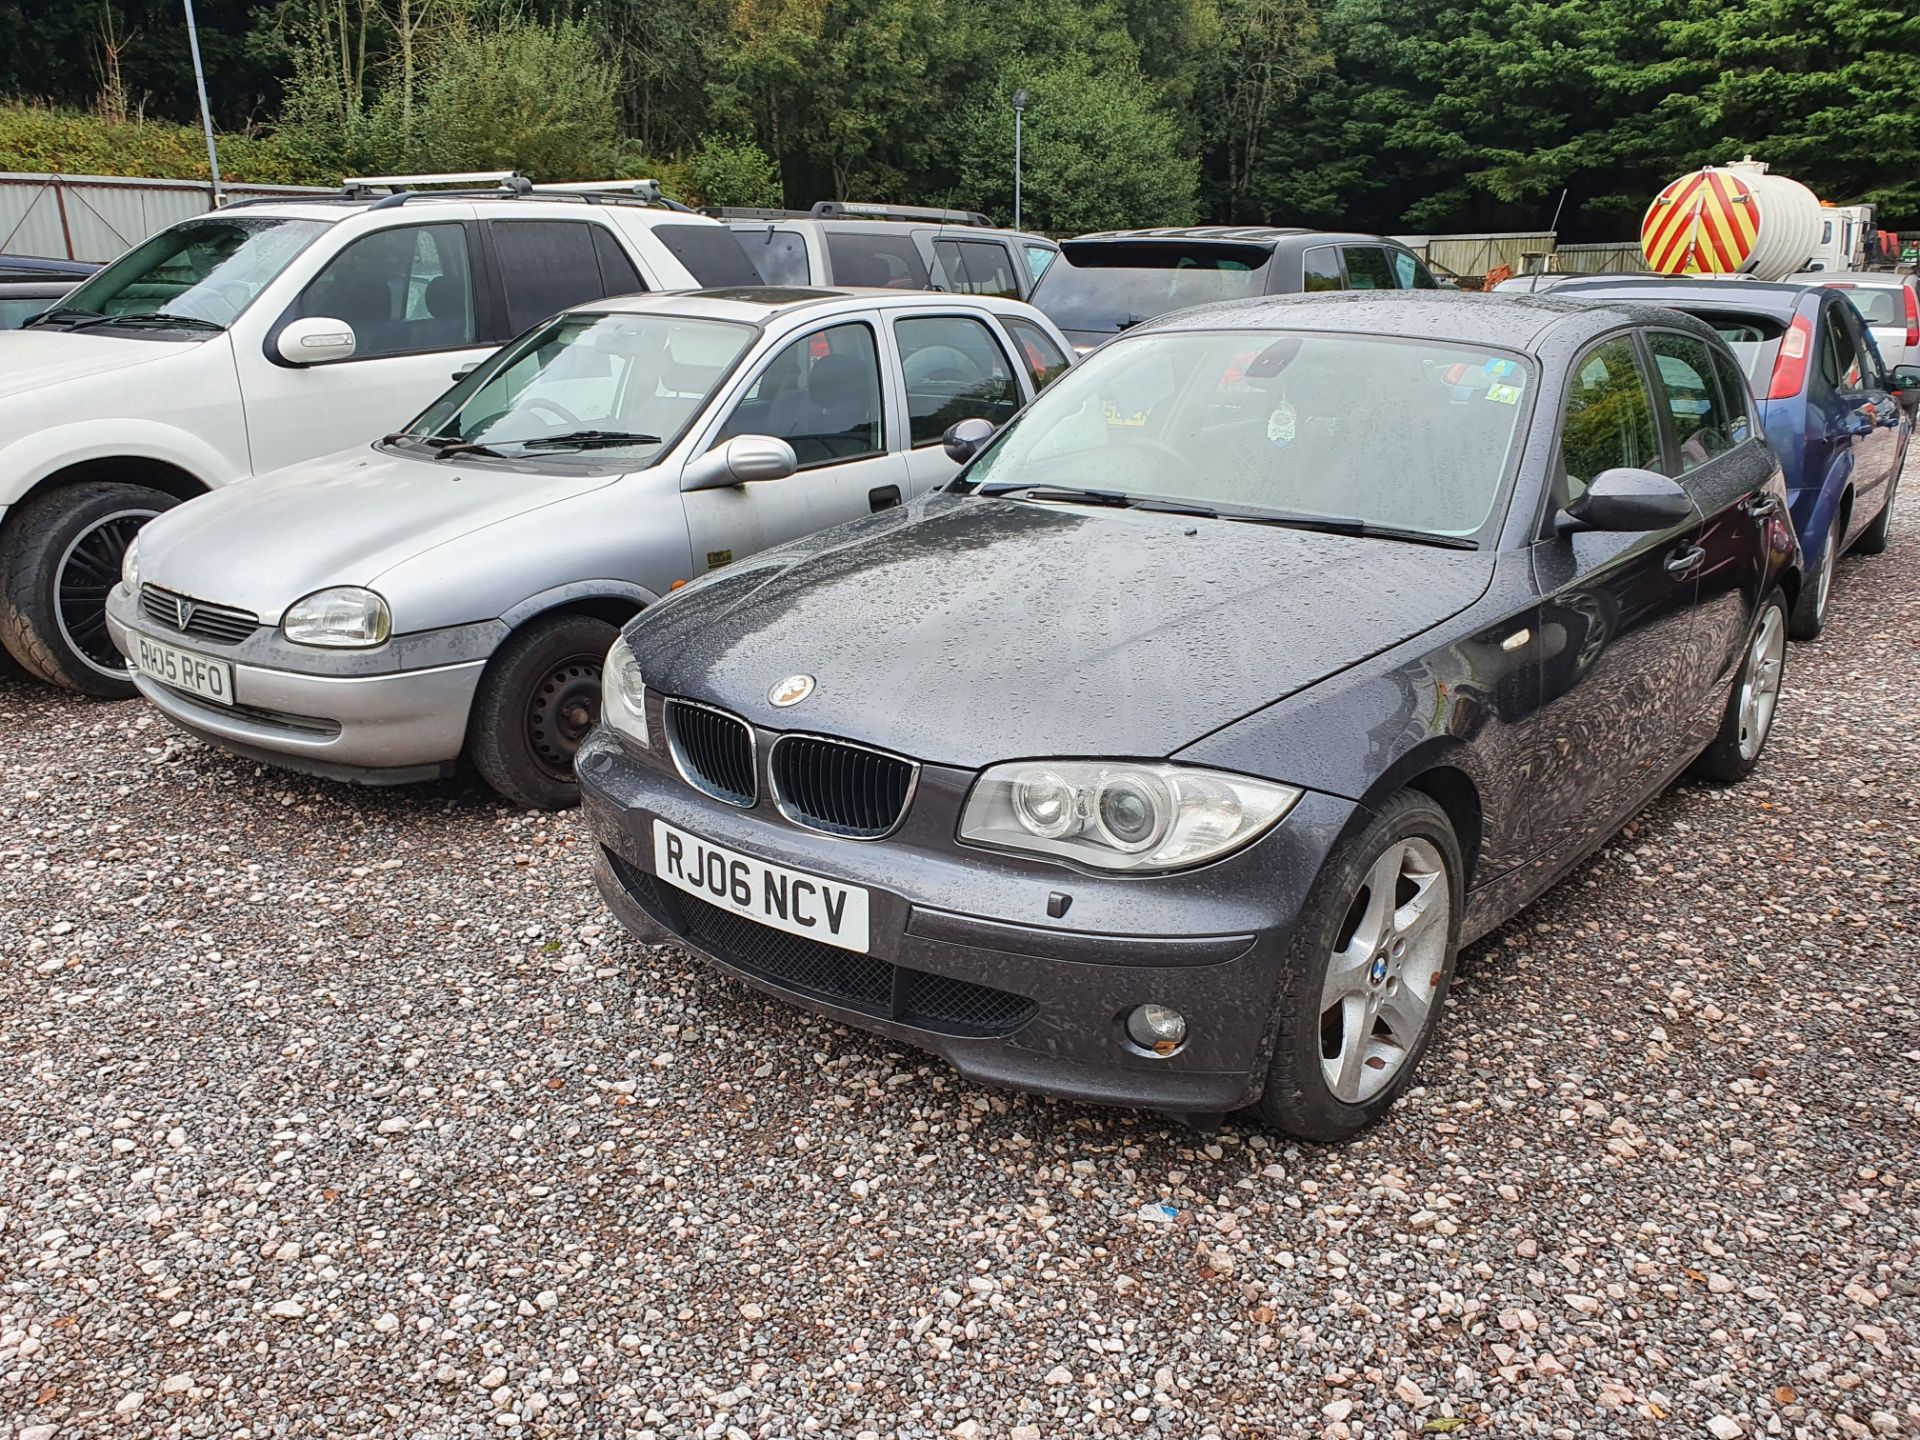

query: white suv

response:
[0,172,758,695]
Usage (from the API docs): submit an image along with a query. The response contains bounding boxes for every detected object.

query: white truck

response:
[0,172,757,695]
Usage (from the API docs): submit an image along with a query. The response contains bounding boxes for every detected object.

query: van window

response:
[652,224,763,287]
[825,232,931,289]
[935,239,1021,298]
[733,227,812,286]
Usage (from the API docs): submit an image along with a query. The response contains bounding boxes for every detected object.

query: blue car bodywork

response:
[1553,277,1909,633]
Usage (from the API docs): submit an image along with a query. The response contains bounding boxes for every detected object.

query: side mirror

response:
[1888,364,1920,414]
[276,315,356,366]
[682,434,799,492]
[1560,467,1693,533]
[942,416,996,464]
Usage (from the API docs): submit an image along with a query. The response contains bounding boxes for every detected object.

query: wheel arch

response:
[496,580,658,635]
[1356,749,1485,889]
[10,455,210,516]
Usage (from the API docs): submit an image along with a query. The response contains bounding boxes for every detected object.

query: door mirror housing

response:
[276,316,357,366]
[942,417,996,464]
[1888,364,1920,413]
[682,434,799,492]
[1559,467,1693,533]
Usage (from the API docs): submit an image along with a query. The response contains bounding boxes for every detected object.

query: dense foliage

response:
[0,0,1913,232]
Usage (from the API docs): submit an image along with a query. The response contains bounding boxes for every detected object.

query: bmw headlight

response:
[281,587,391,648]
[121,536,141,595]
[959,761,1299,872]
[601,635,648,746]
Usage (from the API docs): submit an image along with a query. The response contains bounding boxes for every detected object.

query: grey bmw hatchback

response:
[578,291,1801,1138]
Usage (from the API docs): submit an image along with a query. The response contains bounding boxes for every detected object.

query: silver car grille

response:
[140,585,261,646]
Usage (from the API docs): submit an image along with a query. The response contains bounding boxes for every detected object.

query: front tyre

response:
[1251,790,1463,1141]
[1690,588,1787,784]
[0,481,177,697]
[468,612,618,810]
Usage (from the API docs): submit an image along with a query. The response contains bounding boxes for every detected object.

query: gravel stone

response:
[0,463,1916,1437]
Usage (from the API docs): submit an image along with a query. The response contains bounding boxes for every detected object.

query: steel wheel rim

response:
[1319,835,1450,1105]
[526,655,602,781]
[55,509,153,676]
[1814,533,1835,620]
[1737,605,1785,760]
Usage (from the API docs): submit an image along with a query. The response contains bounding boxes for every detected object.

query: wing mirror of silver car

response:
[276,316,358,366]
[942,417,997,464]
[1557,467,1694,534]
[682,434,800,491]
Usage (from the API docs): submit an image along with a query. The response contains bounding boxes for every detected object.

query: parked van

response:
[721,202,1059,302]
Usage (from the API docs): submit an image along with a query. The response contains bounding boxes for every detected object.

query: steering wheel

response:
[524,398,582,428]
[1104,433,1196,487]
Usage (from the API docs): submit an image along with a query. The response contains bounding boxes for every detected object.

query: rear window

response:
[731,226,812,286]
[1828,285,1904,327]
[1032,243,1270,335]
[652,224,763,287]
[824,232,931,289]
[1692,310,1786,388]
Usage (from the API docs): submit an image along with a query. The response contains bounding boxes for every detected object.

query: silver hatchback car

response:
[105,286,1074,806]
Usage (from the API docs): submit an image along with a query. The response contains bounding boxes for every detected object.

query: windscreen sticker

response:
[1103,401,1149,427]
[1485,382,1522,405]
[1481,357,1518,380]
[1267,400,1298,446]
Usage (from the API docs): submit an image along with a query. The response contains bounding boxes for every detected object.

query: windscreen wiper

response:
[517,429,662,449]
[432,440,511,459]
[66,311,226,333]
[21,305,102,329]
[1212,508,1480,549]
[974,482,1229,521]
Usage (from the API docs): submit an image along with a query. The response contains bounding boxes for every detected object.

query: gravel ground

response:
[2,469,1916,1440]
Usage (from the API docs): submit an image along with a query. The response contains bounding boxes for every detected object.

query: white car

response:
[0,173,758,696]
[105,287,1076,808]
[1789,270,1920,371]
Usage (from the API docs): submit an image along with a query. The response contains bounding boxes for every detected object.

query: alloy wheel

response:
[526,656,603,781]
[1737,605,1785,760]
[1319,836,1450,1104]
[1813,533,1835,623]
[55,509,152,677]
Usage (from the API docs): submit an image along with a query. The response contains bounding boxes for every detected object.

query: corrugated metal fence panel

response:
[1553,241,1649,274]
[1425,232,1557,276]
[0,173,332,262]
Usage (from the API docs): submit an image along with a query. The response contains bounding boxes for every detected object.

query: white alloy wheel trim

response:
[1319,836,1450,1105]
[1738,604,1786,761]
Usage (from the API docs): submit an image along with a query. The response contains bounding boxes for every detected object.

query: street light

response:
[182,0,224,203]
[1011,89,1029,233]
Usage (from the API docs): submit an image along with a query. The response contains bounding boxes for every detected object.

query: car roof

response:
[0,254,98,277]
[1546,275,1817,318]
[1787,269,1916,287]
[580,285,1048,324]
[209,193,723,228]
[1063,226,1395,252]
[1126,288,1719,353]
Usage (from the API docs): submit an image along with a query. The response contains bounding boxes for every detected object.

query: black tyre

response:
[1788,526,1836,640]
[1251,790,1463,1141]
[0,481,177,698]
[468,613,618,810]
[1691,588,1788,784]
[1851,469,1899,556]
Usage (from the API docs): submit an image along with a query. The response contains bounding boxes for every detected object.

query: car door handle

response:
[1666,545,1705,579]
[451,363,478,382]
[1741,494,1778,518]
[869,484,902,513]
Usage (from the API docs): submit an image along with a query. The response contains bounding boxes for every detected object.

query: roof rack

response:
[810,200,992,227]
[530,179,662,201]
[708,206,818,222]
[228,171,697,215]
[343,170,527,196]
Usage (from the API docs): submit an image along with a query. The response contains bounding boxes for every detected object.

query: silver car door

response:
[680,313,909,573]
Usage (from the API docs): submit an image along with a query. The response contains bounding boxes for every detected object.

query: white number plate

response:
[132,634,235,706]
[652,818,870,953]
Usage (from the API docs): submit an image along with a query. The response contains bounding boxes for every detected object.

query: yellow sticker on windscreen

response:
[1486,382,1522,405]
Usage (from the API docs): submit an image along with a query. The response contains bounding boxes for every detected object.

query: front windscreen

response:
[46,216,327,330]
[957,329,1532,539]
[1033,246,1270,334]
[401,310,755,465]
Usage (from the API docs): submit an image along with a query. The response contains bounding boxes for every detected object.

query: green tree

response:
[683,132,782,205]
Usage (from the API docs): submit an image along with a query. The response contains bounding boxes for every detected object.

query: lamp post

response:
[182,0,224,204]
[1011,89,1028,233]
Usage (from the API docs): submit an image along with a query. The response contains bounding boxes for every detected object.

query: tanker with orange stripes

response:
[1640,157,1824,281]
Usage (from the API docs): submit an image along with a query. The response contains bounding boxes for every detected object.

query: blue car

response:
[1553,277,1910,638]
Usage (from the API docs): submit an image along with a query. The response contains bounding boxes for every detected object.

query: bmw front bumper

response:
[105,585,502,783]
[576,725,1360,1116]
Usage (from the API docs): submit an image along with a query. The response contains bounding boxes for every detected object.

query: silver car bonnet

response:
[136,445,624,623]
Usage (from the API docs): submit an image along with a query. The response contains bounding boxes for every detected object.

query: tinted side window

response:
[492,221,606,335]
[1649,332,1736,473]
[825,232,931,289]
[714,322,884,467]
[1023,243,1057,284]
[652,223,762,287]
[935,239,1021,299]
[1342,246,1396,290]
[591,227,643,297]
[1559,337,1660,504]
[733,227,812,286]
[1005,317,1070,391]
[297,222,475,358]
[1708,345,1756,444]
[1394,250,1439,289]
[1820,305,1864,390]
[895,314,1019,445]
[1302,246,1342,292]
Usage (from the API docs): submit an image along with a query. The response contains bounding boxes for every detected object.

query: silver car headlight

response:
[601,635,648,746]
[959,761,1300,872]
[282,587,391,648]
[121,536,141,595]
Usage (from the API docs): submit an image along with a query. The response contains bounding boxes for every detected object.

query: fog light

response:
[1126,1003,1188,1056]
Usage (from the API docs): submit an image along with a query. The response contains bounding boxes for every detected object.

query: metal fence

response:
[0,172,333,263]
[1550,241,1649,275]
[1394,232,1650,278]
